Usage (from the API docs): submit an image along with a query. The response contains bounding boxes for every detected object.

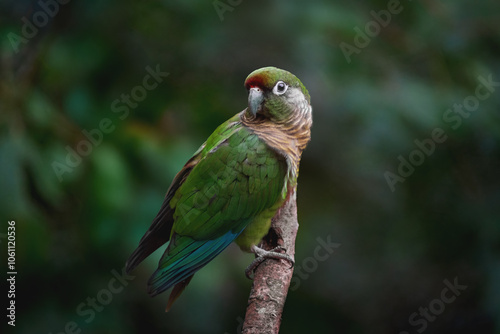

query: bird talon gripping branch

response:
[126,67,312,310]
[245,244,295,279]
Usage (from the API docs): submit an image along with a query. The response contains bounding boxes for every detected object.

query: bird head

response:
[244,67,311,123]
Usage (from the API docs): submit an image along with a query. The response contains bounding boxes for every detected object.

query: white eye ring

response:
[272,81,288,95]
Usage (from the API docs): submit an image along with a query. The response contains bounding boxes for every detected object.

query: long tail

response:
[147,230,243,310]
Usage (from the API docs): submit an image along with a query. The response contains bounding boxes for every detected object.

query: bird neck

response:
[240,107,312,183]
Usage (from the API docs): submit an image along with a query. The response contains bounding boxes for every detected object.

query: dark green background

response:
[1,0,499,333]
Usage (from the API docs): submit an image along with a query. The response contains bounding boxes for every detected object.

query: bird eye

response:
[272,81,288,95]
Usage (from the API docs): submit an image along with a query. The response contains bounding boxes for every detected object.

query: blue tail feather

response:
[147,229,243,296]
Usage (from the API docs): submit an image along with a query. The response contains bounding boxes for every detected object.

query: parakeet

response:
[126,66,312,310]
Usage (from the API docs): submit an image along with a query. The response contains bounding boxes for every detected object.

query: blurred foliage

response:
[1,0,500,333]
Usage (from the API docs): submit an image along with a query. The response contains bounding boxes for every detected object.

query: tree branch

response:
[242,190,298,334]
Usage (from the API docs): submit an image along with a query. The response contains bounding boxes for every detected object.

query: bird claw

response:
[245,245,294,280]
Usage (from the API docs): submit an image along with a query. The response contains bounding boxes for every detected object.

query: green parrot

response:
[126,66,312,310]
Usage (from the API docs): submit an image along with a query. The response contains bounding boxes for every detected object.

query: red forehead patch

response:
[244,69,274,90]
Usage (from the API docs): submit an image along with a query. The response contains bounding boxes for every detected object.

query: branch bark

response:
[241,190,298,334]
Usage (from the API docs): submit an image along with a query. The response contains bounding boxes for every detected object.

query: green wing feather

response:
[130,113,288,301]
[126,115,241,272]
[170,125,286,239]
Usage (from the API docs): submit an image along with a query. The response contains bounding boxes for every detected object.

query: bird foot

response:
[245,245,294,279]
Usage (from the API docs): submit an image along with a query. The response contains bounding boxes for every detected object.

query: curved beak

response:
[248,87,264,117]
